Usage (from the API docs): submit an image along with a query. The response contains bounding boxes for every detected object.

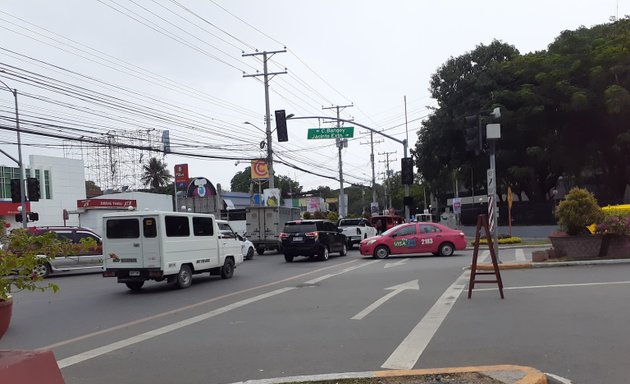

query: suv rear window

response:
[284,223,318,233]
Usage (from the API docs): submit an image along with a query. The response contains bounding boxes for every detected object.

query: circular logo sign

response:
[252,160,269,179]
[197,185,206,197]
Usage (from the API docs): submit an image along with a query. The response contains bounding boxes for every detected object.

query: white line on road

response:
[475,280,630,292]
[352,280,419,320]
[384,258,409,269]
[514,248,527,262]
[56,287,295,369]
[381,271,469,370]
[545,372,574,383]
[304,260,380,284]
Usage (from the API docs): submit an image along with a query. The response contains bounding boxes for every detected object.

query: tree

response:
[85,180,102,197]
[141,157,172,191]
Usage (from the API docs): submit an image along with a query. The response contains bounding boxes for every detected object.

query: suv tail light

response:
[305,231,318,238]
[279,232,289,239]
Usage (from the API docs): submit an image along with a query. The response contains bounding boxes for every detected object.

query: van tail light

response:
[103,271,115,277]
[279,232,289,239]
[305,231,318,238]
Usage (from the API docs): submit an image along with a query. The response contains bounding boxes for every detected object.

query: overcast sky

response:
[0,0,626,193]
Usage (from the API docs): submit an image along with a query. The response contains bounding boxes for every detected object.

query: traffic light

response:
[464,115,481,153]
[275,109,288,142]
[14,213,22,222]
[401,157,414,185]
[10,178,21,203]
[27,177,40,201]
[28,212,39,221]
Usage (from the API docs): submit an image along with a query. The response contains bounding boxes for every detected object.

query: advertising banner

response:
[251,160,269,179]
[175,164,189,189]
[262,188,280,207]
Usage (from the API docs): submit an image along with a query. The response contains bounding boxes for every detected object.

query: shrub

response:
[471,236,522,246]
[594,215,630,236]
[326,211,339,222]
[555,187,603,235]
[302,211,311,219]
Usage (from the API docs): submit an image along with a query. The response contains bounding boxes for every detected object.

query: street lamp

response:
[0,79,27,228]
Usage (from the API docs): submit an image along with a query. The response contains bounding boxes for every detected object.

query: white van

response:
[102,211,243,290]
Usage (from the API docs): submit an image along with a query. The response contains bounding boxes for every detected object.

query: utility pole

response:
[379,151,396,212]
[322,104,353,218]
[403,95,410,221]
[243,49,287,189]
[361,131,383,215]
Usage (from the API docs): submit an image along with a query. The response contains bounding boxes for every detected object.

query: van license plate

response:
[129,271,140,276]
[293,237,303,242]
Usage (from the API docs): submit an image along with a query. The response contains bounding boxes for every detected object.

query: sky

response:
[0,0,627,194]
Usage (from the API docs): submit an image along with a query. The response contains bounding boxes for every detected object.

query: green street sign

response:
[307,127,354,139]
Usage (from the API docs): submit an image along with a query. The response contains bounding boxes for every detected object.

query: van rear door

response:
[104,217,145,269]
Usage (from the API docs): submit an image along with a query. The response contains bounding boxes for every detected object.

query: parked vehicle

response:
[26,226,103,277]
[238,234,255,260]
[102,211,242,290]
[279,219,347,262]
[369,215,405,234]
[337,218,377,249]
[245,206,301,255]
[359,222,466,258]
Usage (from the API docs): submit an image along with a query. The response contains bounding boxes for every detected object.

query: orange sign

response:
[251,160,269,179]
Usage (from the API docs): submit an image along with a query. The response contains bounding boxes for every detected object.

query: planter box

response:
[549,234,603,259]
[601,235,630,258]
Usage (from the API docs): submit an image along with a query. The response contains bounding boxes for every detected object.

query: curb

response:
[228,365,547,384]
[473,258,630,270]
[0,350,65,384]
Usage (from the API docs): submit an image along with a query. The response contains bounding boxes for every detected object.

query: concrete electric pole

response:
[243,49,287,189]
[322,104,353,218]
[361,131,383,215]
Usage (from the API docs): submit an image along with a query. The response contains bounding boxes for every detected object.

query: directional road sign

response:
[307,127,354,139]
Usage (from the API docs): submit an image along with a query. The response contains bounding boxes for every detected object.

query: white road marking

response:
[58,260,379,368]
[478,250,490,263]
[57,287,295,369]
[384,258,409,269]
[304,260,380,284]
[352,280,419,320]
[475,280,630,292]
[514,248,527,262]
[545,372,574,383]
[381,271,469,370]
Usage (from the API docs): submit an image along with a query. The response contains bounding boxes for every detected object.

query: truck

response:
[337,217,377,249]
[245,206,301,255]
[102,211,243,291]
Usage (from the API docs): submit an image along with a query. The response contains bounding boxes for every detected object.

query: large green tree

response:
[414,19,630,205]
[141,157,172,191]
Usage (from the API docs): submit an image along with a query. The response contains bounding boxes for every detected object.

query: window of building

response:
[44,170,51,199]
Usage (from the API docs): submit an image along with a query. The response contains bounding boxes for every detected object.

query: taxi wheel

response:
[374,245,390,259]
[439,242,455,256]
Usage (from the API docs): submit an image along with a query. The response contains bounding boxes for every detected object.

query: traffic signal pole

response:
[285,115,410,218]
[1,80,27,227]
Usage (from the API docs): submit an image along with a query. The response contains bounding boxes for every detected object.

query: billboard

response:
[175,164,189,190]
[251,160,269,179]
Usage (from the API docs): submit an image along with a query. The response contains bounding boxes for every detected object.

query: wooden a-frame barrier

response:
[468,214,504,299]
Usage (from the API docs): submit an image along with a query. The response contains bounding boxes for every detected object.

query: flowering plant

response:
[594,215,630,236]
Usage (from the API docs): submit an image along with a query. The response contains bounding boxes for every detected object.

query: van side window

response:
[192,217,214,236]
[165,216,190,237]
[143,218,157,238]
[107,219,140,238]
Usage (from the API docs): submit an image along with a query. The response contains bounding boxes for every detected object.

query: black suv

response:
[280,220,347,262]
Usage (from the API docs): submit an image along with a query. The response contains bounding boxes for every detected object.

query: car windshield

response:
[283,223,317,233]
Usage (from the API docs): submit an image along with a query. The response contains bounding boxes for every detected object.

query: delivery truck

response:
[245,206,301,255]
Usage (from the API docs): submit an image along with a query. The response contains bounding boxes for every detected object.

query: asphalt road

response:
[3,247,629,384]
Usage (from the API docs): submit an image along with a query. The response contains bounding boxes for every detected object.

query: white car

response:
[238,234,255,260]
